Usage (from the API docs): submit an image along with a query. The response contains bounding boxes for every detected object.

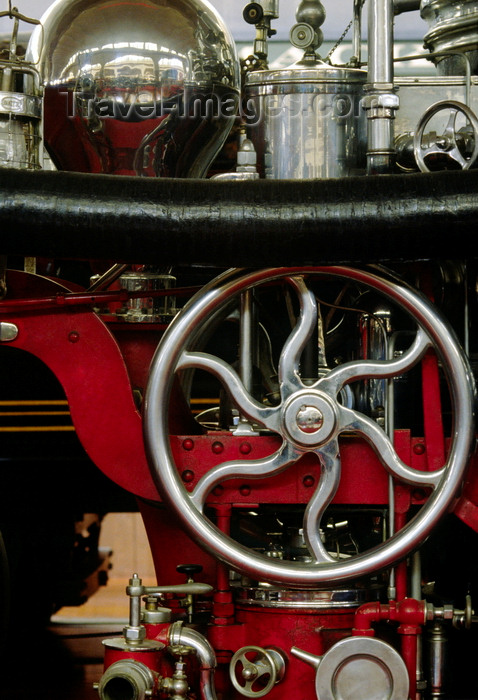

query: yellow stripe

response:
[0,400,69,407]
[0,411,71,417]
[0,426,76,433]
[189,398,220,405]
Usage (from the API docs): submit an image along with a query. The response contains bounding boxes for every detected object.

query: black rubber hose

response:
[0,168,477,267]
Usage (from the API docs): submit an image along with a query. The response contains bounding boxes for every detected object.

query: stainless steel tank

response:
[27,0,240,177]
[420,0,478,75]
[244,63,367,179]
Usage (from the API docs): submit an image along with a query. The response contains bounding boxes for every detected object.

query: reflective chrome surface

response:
[314,637,409,700]
[420,0,478,74]
[119,272,177,322]
[144,266,475,587]
[168,622,218,700]
[0,56,42,169]
[413,99,478,171]
[236,587,379,608]
[27,0,239,176]
[244,64,367,179]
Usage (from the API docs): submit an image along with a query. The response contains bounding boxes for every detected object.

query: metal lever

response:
[123,573,213,646]
[126,574,213,598]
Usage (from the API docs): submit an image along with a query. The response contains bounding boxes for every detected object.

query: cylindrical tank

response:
[27,0,240,176]
[244,63,367,179]
[420,0,478,75]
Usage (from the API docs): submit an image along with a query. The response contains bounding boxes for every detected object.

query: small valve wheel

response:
[176,564,203,580]
[413,100,478,172]
[290,22,317,49]
[243,3,264,24]
[176,564,203,623]
[230,646,286,697]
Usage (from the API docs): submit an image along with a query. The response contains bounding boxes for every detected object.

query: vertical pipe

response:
[352,0,363,65]
[387,332,396,600]
[400,628,419,700]
[129,574,142,628]
[236,290,259,434]
[411,553,425,699]
[240,291,254,394]
[394,512,408,601]
[368,0,394,85]
[428,622,447,698]
[365,0,399,173]
[214,505,232,594]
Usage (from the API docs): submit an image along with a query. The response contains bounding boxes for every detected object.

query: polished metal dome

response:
[27,0,239,176]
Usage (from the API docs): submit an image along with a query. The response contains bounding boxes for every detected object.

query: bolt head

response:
[242,664,258,681]
[296,405,324,434]
[123,625,146,643]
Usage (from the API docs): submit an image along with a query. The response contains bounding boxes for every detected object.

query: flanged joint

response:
[96,659,155,700]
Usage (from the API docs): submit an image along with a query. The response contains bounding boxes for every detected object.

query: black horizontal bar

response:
[1,168,477,267]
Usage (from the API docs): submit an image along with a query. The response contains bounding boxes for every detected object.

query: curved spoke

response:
[191,441,303,510]
[236,653,271,691]
[178,351,280,431]
[319,328,431,397]
[443,108,459,144]
[302,441,341,563]
[278,276,317,396]
[437,110,467,167]
[338,405,444,488]
[244,656,270,683]
[445,146,468,168]
[145,265,475,587]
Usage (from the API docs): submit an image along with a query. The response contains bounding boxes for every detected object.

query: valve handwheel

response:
[230,646,286,698]
[144,267,474,587]
[413,99,478,171]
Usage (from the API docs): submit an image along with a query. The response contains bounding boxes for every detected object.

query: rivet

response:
[68,331,80,343]
[413,443,426,455]
[239,442,252,455]
[213,485,224,497]
[212,441,224,454]
[183,438,194,451]
[181,470,195,483]
[240,485,251,497]
[303,475,315,488]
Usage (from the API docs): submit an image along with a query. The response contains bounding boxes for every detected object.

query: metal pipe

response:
[368,0,394,85]
[352,0,363,65]
[168,622,218,700]
[428,622,447,698]
[393,0,420,14]
[386,331,399,601]
[87,263,130,292]
[411,552,425,699]
[240,291,254,394]
[96,659,156,700]
[1,169,478,267]
[365,0,398,173]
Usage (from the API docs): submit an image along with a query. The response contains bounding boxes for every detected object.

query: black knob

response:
[243,3,264,24]
[177,564,203,578]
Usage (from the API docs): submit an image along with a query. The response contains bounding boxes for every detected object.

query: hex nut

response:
[123,625,146,643]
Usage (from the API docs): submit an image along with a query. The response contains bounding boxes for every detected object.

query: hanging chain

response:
[325,18,353,62]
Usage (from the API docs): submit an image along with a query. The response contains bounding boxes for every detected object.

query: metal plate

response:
[315,636,409,700]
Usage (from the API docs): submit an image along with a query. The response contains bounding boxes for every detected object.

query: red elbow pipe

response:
[353,598,427,635]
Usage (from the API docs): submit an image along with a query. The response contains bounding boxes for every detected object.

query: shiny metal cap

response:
[420,0,478,55]
[27,0,239,176]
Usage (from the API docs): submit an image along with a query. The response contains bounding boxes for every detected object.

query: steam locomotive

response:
[1,0,478,698]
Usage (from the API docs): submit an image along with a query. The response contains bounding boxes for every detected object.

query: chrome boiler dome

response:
[27,0,240,176]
